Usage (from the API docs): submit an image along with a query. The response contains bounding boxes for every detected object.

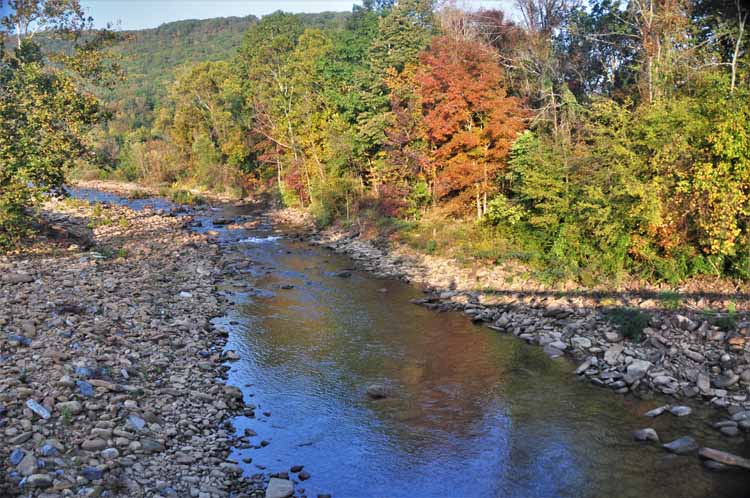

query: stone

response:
[18,452,38,476]
[298,470,311,481]
[626,360,652,380]
[3,272,34,284]
[26,474,53,488]
[644,405,670,418]
[25,399,51,419]
[82,438,107,452]
[633,428,659,442]
[720,426,740,437]
[604,331,622,343]
[669,405,692,417]
[604,344,624,365]
[698,447,750,470]
[713,373,739,389]
[265,478,294,498]
[662,436,698,455]
[571,336,592,349]
[101,448,119,459]
[366,384,390,399]
[697,374,711,394]
[76,380,95,397]
[9,448,25,466]
[127,415,146,431]
[57,400,83,415]
[81,466,104,481]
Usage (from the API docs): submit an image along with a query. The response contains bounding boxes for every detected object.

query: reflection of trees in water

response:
[233,242,746,498]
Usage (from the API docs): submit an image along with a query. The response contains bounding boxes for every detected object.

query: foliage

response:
[603,307,651,342]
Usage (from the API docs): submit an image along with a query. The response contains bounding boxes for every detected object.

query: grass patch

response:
[658,291,682,310]
[603,307,651,342]
[170,189,206,205]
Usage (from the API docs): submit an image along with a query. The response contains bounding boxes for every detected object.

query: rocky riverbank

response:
[271,207,750,472]
[0,196,259,497]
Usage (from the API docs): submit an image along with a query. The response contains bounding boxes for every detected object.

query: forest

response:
[3,0,750,285]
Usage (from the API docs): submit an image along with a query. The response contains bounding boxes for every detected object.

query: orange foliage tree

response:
[416,35,527,216]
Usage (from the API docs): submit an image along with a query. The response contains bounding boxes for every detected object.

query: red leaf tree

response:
[416,35,527,216]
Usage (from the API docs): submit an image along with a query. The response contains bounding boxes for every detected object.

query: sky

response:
[78,0,516,30]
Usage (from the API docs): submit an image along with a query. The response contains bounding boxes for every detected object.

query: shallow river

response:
[70,188,750,498]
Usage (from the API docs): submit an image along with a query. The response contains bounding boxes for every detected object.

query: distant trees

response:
[17,0,745,283]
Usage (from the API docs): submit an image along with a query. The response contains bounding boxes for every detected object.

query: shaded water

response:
[68,189,750,498]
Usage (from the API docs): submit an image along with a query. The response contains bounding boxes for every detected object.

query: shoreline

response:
[0,195,255,496]
[269,206,750,465]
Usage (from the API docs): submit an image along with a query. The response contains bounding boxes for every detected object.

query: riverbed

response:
[70,187,750,498]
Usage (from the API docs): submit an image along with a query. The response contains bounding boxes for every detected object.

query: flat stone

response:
[26,474,53,488]
[698,447,750,470]
[265,478,294,498]
[81,438,107,452]
[662,436,698,455]
[3,272,34,284]
[25,399,51,419]
[604,344,624,365]
[18,453,37,476]
[669,405,692,417]
[644,405,669,418]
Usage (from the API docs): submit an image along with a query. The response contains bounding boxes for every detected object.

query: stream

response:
[69,187,750,498]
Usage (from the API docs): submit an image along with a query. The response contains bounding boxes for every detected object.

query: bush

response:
[603,307,651,342]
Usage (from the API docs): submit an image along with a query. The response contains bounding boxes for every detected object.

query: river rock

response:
[81,438,107,452]
[644,405,670,418]
[265,478,294,498]
[633,428,659,442]
[3,272,34,284]
[366,384,390,399]
[25,399,51,419]
[26,474,53,488]
[662,436,698,455]
[604,344,624,365]
[698,447,750,471]
[626,360,652,380]
[669,405,692,417]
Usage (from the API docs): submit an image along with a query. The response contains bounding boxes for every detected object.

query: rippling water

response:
[69,188,750,498]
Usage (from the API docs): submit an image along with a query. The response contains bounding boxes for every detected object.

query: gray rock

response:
[3,272,34,284]
[669,405,692,417]
[644,405,670,418]
[713,373,739,389]
[81,438,107,452]
[662,436,698,455]
[366,384,390,399]
[633,428,659,442]
[697,373,711,394]
[720,426,740,437]
[26,474,53,488]
[18,453,37,476]
[101,448,119,459]
[265,478,294,498]
[626,359,652,380]
[604,344,624,365]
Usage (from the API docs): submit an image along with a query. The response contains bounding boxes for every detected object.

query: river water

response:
[69,188,750,498]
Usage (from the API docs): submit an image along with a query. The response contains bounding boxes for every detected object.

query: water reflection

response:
[221,231,749,498]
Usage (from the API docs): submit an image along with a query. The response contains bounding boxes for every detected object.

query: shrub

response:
[604,307,651,342]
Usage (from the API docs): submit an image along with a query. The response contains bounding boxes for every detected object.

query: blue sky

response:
[79,1,516,30]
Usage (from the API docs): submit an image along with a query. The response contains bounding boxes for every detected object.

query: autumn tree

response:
[416,36,527,217]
